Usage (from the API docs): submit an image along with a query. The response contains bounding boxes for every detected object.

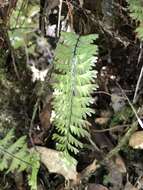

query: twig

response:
[133,64,143,104]
[137,41,143,66]
[57,0,63,37]
[93,124,129,133]
[94,91,112,97]
[87,136,100,151]
[94,90,132,98]
[133,41,143,103]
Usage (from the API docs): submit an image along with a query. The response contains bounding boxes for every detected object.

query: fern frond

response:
[52,32,98,157]
[0,129,40,190]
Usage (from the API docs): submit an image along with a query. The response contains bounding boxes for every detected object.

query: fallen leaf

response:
[33,146,79,183]
[87,184,109,190]
[129,131,143,149]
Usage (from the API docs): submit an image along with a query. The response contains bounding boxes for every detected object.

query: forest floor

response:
[0,0,143,190]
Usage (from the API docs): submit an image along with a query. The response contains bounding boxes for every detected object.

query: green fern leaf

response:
[52,32,98,158]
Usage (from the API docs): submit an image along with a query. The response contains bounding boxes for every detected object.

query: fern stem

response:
[65,36,80,150]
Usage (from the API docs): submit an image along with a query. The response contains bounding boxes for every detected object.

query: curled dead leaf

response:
[129,131,143,149]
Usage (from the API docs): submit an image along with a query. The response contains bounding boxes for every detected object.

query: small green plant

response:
[0,129,40,190]
[9,0,39,49]
[52,32,98,159]
[110,106,134,127]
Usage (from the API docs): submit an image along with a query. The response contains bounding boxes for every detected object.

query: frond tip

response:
[52,32,98,157]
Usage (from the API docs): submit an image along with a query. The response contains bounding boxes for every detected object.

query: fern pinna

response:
[0,129,40,190]
[127,0,143,39]
[52,32,98,158]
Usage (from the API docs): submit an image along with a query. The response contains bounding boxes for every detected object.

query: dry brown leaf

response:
[40,102,51,130]
[129,131,143,149]
[33,146,79,183]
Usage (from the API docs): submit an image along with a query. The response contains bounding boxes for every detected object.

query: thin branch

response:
[93,124,129,133]
[137,41,143,66]
[57,0,63,37]
[133,51,143,104]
